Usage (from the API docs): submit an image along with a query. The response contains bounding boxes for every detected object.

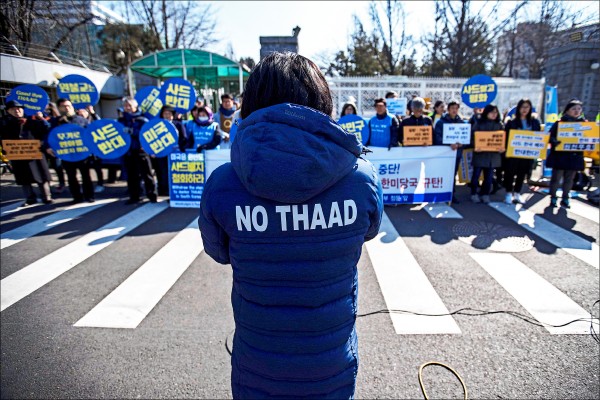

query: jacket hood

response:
[231,103,363,203]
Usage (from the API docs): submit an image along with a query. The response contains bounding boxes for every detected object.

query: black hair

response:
[481,103,501,123]
[341,103,357,115]
[447,100,460,109]
[56,98,70,107]
[221,93,234,101]
[563,98,583,114]
[241,52,333,119]
[433,100,445,111]
[160,105,176,118]
[385,91,398,99]
[515,98,533,122]
[374,98,386,107]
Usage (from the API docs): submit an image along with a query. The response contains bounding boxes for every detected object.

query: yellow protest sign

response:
[403,126,432,146]
[474,130,505,152]
[506,130,549,159]
[1,140,42,160]
[556,122,600,152]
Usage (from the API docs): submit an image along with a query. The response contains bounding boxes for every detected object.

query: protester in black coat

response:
[547,99,587,209]
[399,97,433,145]
[470,104,505,204]
[503,99,542,204]
[1,100,53,204]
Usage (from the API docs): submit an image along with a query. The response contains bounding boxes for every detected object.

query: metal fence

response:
[327,76,546,119]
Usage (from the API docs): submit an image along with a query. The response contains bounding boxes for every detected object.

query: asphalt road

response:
[1,172,599,400]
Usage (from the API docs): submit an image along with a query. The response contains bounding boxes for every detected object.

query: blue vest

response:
[185,121,218,147]
[368,114,393,147]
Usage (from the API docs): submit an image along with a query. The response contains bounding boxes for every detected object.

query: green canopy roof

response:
[130,48,249,87]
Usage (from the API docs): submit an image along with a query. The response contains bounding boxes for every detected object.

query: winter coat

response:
[118,112,149,154]
[546,115,586,171]
[399,114,433,145]
[183,119,220,151]
[366,113,400,148]
[1,114,52,185]
[503,117,542,171]
[198,103,383,399]
[471,119,505,168]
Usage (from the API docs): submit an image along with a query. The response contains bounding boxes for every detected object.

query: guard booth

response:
[128,48,250,108]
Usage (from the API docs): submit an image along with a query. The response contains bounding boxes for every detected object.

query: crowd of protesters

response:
[1,84,596,209]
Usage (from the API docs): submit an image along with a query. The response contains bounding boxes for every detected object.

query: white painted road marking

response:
[0,202,169,312]
[489,202,599,269]
[1,198,119,249]
[365,212,461,334]
[74,220,204,329]
[423,203,463,219]
[469,253,598,334]
[0,201,42,217]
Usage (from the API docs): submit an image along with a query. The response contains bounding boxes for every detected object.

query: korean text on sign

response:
[159,78,196,113]
[556,122,600,152]
[462,84,495,104]
[506,130,549,160]
[168,152,205,208]
[474,131,506,152]
[48,124,91,162]
[85,120,130,159]
[142,119,177,156]
[140,88,163,117]
[338,115,367,144]
[403,126,432,146]
[1,140,42,160]
[443,124,471,145]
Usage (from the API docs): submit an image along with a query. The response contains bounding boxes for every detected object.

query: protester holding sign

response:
[367,98,400,149]
[470,104,505,204]
[399,97,433,146]
[433,99,465,203]
[183,106,221,152]
[49,98,95,203]
[1,100,53,205]
[213,93,236,149]
[198,52,383,399]
[152,105,184,197]
[118,97,157,204]
[547,99,587,208]
[503,99,542,204]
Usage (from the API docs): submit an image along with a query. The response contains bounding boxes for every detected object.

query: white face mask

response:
[198,116,209,122]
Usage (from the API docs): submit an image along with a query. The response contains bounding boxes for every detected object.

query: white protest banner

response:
[364,146,456,204]
[387,98,407,116]
[443,123,471,145]
[204,149,231,181]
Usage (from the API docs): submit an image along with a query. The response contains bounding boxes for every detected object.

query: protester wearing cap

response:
[546,99,587,209]
[213,93,236,149]
[399,97,433,145]
[183,105,221,151]
[0,100,53,205]
[433,99,466,203]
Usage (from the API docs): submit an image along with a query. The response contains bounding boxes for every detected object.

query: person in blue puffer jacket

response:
[183,105,221,152]
[198,52,383,399]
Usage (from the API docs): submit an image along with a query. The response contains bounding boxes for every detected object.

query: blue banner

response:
[83,119,130,159]
[6,84,49,116]
[135,86,163,119]
[338,114,369,145]
[168,152,204,208]
[139,118,178,157]
[159,78,196,114]
[461,75,497,108]
[57,74,99,108]
[545,85,559,124]
[48,124,91,162]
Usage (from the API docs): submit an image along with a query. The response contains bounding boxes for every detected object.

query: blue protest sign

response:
[83,119,130,159]
[47,124,91,162]
[507,105,537,119]
[168,152,204,208]
[159,78,196,114]
[338,114,369,145]
[139,118,178,157]
[6,84,49,116]
[461,75,497,109]
[135,86,163,119]
[57,74,99,108]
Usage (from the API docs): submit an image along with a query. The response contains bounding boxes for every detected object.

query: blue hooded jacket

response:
[198,103,383,399]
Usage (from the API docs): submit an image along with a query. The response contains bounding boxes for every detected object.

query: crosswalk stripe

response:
[0,202,169,312]
[0,201,42,217]
[1,198,120,249]
[488,202,599,269]
[365,212,461,334]
[74,219,203,329]
[469,253,598,334]
[533,189,599,223]
[423,203,463,219]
